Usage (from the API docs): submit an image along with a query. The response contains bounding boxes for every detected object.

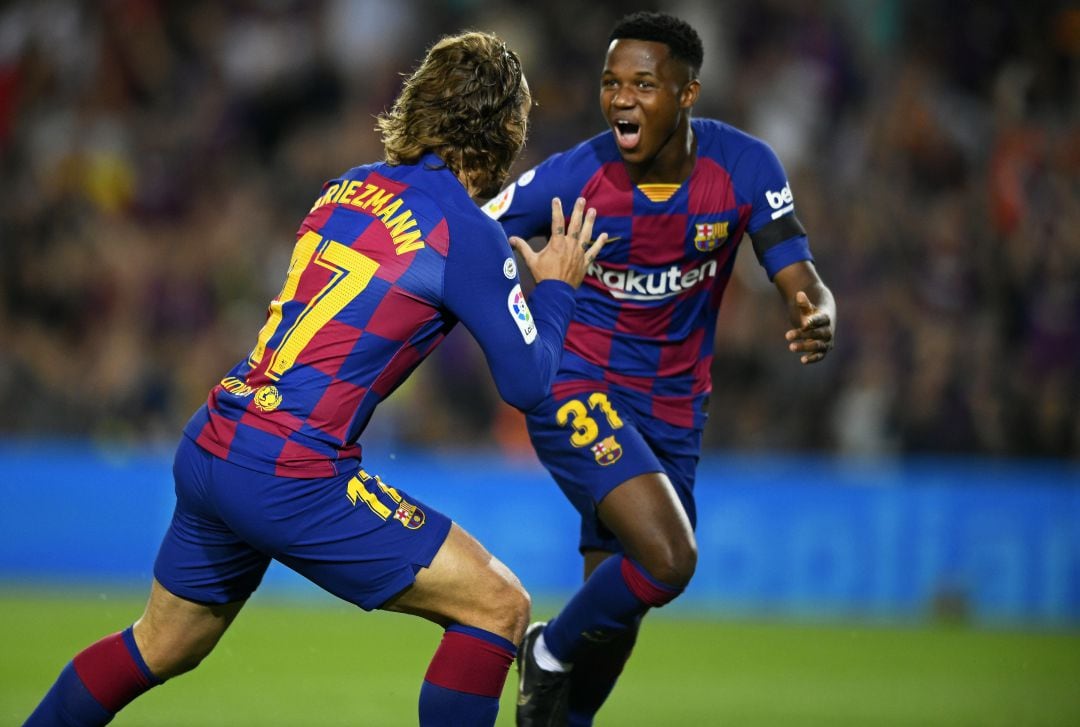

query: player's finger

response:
[550,197,565,236]
[509,236,536,267]
[802,313,830,331]
[796,291,815,313]
[584,232,608,263]
[565,197,587,239]
[577,207,598,247]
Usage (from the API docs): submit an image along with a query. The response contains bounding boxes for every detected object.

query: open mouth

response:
[613,120,641,150]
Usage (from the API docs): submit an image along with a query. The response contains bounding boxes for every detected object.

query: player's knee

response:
[489,577,531,644]
[467,571,530,645]
[640,533,697,590]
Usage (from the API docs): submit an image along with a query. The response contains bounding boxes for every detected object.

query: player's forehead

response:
[602,38,675,77]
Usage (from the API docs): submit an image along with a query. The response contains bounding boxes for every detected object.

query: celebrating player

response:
[26,31,605,727]
[483,12,836,725]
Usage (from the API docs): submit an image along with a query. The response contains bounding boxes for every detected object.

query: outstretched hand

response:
[785,290,834,364]
[509,197,607,288]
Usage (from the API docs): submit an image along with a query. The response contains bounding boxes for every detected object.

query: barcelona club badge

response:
[394,501,426,530]
[591,435,623,466]
[694,220,729,252]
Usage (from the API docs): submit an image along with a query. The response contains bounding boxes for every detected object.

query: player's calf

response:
[25,627,163,726]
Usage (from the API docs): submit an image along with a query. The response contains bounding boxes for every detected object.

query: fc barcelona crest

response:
[394,500,426,529]
[694,221,729,252]
[591,435,623,466]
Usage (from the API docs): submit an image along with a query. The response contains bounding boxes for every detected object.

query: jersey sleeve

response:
[481,152,572,239]
[442,217,576,412]
[738,141,813,280]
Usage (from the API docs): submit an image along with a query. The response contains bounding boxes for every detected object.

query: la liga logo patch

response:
[507,284,536,343]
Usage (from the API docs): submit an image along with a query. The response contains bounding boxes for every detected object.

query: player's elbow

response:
[495,381,548,413]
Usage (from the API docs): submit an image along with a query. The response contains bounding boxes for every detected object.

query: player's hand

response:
[509,197,607,288]
[785,291,834,364]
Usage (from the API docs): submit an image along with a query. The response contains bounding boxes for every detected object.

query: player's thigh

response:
[381,522,529,642]
[154,436,272,606]
[526,389,670,552]
[595,471,697,585]
[241,466,456,614]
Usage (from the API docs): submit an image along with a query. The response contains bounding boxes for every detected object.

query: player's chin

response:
[616,145,649,165]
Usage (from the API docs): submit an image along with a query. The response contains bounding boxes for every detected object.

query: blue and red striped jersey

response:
[484,119,812,429]
[185,153,576,477]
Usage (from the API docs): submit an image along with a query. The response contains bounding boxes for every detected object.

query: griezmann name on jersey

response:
[186,153,576,477]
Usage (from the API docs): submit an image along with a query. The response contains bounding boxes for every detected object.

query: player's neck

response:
[624,125,696,186]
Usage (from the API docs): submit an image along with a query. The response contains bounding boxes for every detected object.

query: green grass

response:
[3,589,1079,726]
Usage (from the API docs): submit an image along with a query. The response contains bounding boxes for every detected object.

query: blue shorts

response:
[525,387,702,554]
[153,436,452,609]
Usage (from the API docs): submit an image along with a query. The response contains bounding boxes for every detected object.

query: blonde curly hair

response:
[377,31,529,199]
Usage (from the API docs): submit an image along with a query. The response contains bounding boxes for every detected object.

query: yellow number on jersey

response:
[248,231,380,380]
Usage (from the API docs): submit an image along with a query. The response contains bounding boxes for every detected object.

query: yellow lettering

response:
[385,210,415,238]
[337,180,361,205]
[375,198,402,222]
[312,184,340,211]
[352,183,378,206]
[393,231,424,255]
[220,376,256,396]
[385,209,425,254]
[365,189,394,213]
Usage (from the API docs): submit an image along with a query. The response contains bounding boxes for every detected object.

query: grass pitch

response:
[3,588,1078,726]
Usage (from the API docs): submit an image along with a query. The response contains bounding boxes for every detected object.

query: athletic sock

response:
[25,626,162,726]
[543,555,681,665]
[534,631,571,673]
[419,624,516,727]
[566,618,641,727]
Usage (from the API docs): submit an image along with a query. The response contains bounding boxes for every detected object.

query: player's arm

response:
[740,142,836,365]
[445,198,604,410]
[482,151,578,240]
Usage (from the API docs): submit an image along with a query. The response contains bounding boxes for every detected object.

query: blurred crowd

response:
[1,0,1077,459]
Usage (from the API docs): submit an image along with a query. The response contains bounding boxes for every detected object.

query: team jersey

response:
[484,118,812,429]
[185,152,576,477]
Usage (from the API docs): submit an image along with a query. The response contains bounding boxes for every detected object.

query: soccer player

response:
[483,12,837,726]
[26,31,606,727]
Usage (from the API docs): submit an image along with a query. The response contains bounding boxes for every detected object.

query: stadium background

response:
[1,0,1077,724]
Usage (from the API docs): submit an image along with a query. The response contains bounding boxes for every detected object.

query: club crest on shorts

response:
[346,472,427,529]
[591,435,623,466]
[394,501,426,529]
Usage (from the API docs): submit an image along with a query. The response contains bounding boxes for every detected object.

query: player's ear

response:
[680,78,700,109]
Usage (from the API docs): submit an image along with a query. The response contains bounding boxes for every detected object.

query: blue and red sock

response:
[419,624,516,727]
[543,554,681,665]
[566,618,641,726]
[25,626,162,726]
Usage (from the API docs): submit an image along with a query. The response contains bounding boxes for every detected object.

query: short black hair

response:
[608,11,704,77]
